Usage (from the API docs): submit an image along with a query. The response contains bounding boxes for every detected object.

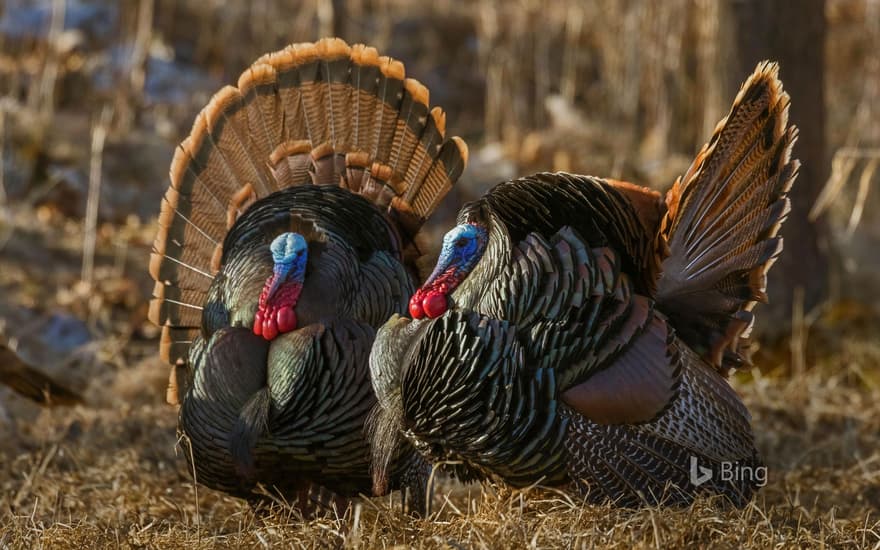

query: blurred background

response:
[0,0,879,544]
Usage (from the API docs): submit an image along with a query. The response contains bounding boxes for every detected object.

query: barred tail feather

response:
[657,61,798,370]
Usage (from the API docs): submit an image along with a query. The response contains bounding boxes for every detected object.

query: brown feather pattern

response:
[657,61,799,370]
[370,62,796,508]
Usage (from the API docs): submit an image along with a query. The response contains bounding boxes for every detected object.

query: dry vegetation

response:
[1,332,879,548]
[1,0,879,548]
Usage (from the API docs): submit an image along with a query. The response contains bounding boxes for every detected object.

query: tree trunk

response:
[720,0,829,337]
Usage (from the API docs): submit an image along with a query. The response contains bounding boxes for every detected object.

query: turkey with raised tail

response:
[148,38,467,510]
[370,62,797,507]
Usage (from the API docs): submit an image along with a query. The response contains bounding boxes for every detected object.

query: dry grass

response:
[1,337,879,549]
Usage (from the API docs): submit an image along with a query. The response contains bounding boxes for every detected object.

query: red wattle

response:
[422,292,448,318]
[262,316,279,340]
[409,295,425,319]
[276,307,297,333]
[255,277,303,341]
[253,311,264,336]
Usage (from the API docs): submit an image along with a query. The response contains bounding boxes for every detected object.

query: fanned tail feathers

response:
[149,38,469,381]
[656,61,799,371]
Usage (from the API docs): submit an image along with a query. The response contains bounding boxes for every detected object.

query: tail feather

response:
[371,57,406,162]
[412,136,469,217]
[237,64,285,192]
[402,107,444,205]
[150,38,468,367]
[159,326,201,368]
[389,79,429,176]
[203,86,275,197]
[322,40,355,151]
[404,107,450,204]
[297,45,331,147]
[158,187,224,253]
[166,143,227,236]
[656,61,798,370]
[149,281,205,327]
[188,100,255,207]
[308,142,344,185]
[350,44,382,152]
[269,140,314,188]
[151,190,219,284]
[273,48,310,145]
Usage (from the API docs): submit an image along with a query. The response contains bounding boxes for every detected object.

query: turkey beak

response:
[424,263,446,288]
[425,253,463,289]
[268,263,291,301]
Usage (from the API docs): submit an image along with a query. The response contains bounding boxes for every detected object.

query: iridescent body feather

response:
[370,62,798,507]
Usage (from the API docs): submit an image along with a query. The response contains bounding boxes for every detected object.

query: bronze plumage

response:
[370,62,797,507]
[148,38,467,509]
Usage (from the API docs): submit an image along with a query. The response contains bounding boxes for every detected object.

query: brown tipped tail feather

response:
[656,61,799,371]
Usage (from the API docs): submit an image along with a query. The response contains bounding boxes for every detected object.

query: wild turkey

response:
[0,342,83,406]
[147,38,467,509]
[370,62,797,507]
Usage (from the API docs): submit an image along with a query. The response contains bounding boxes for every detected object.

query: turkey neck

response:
[448,217,510,312]
[209,187,407,334]
[458,174,657,296]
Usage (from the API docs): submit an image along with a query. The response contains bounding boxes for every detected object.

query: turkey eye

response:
[455,238,468,248]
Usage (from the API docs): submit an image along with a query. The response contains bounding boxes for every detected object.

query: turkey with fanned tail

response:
[148,38,467,511]
[369,62,797,507]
